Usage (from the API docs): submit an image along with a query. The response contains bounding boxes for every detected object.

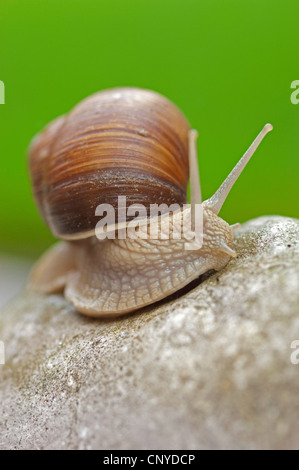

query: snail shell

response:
[29,87,190,239]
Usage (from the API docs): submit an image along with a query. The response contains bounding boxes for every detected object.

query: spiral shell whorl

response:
[29,87,190,239]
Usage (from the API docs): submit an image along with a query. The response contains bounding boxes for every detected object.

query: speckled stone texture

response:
[0,216,299,450]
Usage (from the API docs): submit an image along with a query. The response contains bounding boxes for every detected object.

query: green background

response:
[0,0,298,257]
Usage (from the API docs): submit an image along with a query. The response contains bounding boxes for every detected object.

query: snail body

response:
[28,87,272,317]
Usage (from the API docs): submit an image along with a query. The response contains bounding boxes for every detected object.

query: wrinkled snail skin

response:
[28,207,233,317]
[66,208,234,317]
[28,87,273,317]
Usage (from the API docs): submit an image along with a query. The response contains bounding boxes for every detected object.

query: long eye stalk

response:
[188,129,202,229]
[204,123,273,215]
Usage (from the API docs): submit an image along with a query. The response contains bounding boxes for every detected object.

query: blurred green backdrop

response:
[0,0,298,257]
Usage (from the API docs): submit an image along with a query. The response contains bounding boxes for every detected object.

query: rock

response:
[0,216,299,450]
[0,255,33,310]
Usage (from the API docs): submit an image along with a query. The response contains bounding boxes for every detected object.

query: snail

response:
[27,87,272,317]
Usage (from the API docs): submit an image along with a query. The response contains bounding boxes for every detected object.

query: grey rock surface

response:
[0,216,299,450]
[0,255,33,310]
